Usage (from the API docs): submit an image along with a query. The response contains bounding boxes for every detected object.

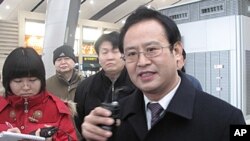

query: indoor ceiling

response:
[0,0,200,24]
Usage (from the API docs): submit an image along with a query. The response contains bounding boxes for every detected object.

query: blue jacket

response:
[185,73,203,91]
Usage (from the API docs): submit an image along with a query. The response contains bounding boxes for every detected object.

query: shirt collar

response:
[144,76,181,111]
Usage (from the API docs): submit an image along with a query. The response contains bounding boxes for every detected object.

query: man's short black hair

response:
[182,49,186,60]
[119,6,181,53]
[94,31,120,55]
[181,49,186,73]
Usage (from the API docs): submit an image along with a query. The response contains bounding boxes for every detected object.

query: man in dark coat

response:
[81,7,246,141]
[74,31,136,139]
[114,72,244,141]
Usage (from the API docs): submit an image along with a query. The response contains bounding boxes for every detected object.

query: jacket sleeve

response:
[74,80,88,135]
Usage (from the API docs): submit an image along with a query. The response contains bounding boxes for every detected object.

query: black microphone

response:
[99,85,122,131]
[99,101,120,131]
[40,127,58,138]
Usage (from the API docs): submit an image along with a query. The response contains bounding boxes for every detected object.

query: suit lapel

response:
[166,71,196,120]
[120,90,148,140]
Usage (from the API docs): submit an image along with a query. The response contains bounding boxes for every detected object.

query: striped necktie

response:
[148,103,163,126]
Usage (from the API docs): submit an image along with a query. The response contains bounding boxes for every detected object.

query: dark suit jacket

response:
[113,72,245,141]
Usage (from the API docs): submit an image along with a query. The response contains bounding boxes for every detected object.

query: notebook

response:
[0,131,45,141]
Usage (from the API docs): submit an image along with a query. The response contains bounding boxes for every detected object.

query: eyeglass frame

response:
[121,44,172,63]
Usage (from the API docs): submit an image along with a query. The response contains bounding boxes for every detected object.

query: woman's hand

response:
[7,127,21,133]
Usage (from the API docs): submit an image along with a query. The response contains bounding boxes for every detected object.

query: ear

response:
[173,42,184,70]
[173,42,183,61]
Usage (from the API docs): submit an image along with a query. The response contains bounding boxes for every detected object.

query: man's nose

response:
[137,52,151,66]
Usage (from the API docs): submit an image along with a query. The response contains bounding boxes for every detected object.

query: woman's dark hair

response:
[94,31,120,55]
[119,6,181,53]
[2,47,46,94]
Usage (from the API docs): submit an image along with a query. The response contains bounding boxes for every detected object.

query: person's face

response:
[54,56,75,73]
[98,41,125,74]
[10,77,41,97]
[123,19,182,100]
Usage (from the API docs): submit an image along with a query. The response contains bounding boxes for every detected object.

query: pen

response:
[5,121,13,128]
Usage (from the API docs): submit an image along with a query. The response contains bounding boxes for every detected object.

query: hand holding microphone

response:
[99,101,120,131]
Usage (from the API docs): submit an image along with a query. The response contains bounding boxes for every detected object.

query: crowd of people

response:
[0,6,246,141]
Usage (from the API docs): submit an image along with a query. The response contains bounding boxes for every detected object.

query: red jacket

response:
[0,91,78,141]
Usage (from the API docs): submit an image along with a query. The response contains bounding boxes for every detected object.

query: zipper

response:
[24,98,29,113]
[68,85,71,92]
[111,80,118,101]
[67,85,71,99]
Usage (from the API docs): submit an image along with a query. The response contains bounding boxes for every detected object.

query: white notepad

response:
[0,131,45,141]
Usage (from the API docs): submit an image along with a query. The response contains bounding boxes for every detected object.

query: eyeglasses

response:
[122,45,171,63]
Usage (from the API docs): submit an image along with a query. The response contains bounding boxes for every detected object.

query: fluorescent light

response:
[25,22,45,36]
[82,27,101,41]
[90,0,94,5]
[6,5,10,10]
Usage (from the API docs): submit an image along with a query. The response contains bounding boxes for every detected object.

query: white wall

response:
[177,16,239,107]
[176,15,250,121]
[241,16,250,51]
[241,16,250,122]
[178,16,238,53]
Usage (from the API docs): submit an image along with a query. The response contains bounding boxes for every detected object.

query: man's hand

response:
[81,106,115,141]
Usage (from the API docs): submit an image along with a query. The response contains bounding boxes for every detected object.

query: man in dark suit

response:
[80,6,246,141]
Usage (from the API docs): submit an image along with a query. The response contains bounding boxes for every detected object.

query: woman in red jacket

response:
[0,47,78,141]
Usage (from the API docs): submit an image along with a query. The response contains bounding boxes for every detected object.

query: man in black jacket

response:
[74,31,136,139]
[81,7,245,141]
